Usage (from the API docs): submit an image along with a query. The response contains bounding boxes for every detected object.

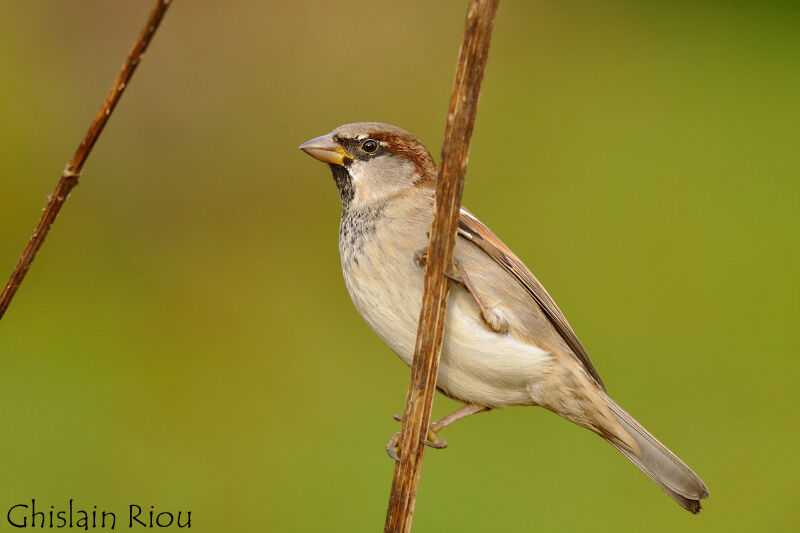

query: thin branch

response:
[384,1,499,532]
[0,0,173,320]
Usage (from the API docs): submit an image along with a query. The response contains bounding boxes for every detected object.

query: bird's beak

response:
[299,134,348,166]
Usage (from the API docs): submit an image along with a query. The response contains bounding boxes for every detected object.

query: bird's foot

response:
[386,414,449,461]
[477,306,509,334]
[414,246,464,284]
[386,432,401,461]
[446,261,510,334]
[413,248,428,269]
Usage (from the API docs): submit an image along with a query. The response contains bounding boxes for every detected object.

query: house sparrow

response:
[299,122,709,513]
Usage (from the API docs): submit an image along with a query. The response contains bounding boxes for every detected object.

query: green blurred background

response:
[1,1,797,531]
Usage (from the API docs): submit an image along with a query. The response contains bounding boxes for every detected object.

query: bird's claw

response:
[422,432,448,449]
[413,248,428,269]
[443,271,463,284]
[387,414,449,460]
[414,249,465,285]
[386,431,401,461]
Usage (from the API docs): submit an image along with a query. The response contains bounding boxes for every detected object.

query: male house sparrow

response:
[299,122,709,513]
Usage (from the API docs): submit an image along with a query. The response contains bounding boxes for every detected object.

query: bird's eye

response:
[361,139,379,153]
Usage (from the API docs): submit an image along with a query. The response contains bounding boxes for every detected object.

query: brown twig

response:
[384,1,499,531]
[0,0,173,320]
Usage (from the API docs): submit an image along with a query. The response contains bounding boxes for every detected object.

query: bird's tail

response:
[599,391,709,513]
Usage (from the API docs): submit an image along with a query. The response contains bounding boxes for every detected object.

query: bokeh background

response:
[1,1,798,531]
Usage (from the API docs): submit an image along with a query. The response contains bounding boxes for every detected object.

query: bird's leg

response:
[413,247,428,269]
[413,247,508,334]
[446,261,510,334]
[387,403,490,460]
[430,403,490,434]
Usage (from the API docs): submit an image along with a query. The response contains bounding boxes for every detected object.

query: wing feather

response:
[457,208,605,390]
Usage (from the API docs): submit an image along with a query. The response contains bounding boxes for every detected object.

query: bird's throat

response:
[329,164,355,208]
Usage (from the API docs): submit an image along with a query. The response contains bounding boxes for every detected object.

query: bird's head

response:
[299,122,437,210]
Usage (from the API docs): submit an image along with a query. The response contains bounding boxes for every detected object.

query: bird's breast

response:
[339,207,423,362]
[337,202,553,408]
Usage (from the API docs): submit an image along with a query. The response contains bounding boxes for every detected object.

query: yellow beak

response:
[299,134,348,166]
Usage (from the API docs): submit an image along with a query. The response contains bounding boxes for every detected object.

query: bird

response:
[299,122,709,513]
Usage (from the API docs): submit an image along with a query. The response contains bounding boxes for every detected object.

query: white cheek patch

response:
[346,157,416,208]
[345,160,373,207]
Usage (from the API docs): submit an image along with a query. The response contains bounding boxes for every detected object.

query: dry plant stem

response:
[384,1,499,532]
[0,0,172,321]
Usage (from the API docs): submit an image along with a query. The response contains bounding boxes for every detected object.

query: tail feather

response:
[600,392,709,513]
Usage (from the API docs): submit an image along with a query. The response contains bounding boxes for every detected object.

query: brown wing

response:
[457,208,605,390]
